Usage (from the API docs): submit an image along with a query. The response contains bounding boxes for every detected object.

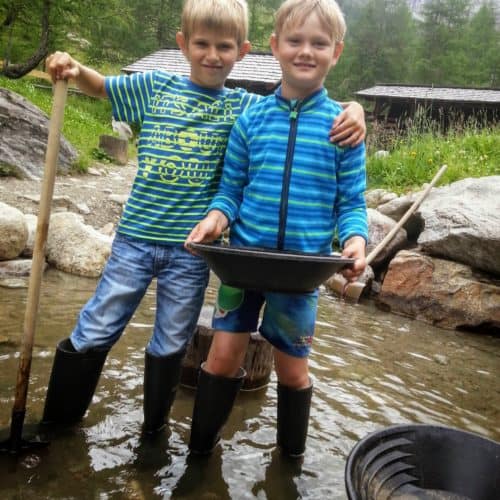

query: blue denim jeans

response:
[70,233,209,356]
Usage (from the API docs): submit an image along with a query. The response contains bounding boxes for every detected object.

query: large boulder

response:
[46,212,112,277]
[417,176,500,277]
[378,249,500,332]
[0,201,28,260]
[0,87,77,179]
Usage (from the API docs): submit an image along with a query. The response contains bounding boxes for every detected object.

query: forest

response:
[1,0,499,100]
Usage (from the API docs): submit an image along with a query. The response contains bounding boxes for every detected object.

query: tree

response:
[414,0,472,85]
[248,0,281,51]
[465,2,500,87]
[330,0,415,99]
[1,0,51,78]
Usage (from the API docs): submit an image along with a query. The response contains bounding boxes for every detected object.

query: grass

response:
[366,110,500,193]
[1,74,498,191]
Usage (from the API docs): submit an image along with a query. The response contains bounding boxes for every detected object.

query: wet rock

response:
[0,258,41,277]
[0,277,28,288]
[433,354,449,365]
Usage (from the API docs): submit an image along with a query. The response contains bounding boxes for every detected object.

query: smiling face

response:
[176,27,250,90]
[270,11,343,100]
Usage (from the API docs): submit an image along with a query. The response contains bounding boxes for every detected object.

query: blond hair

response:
[274,0,346,43]
[181,0,249,46]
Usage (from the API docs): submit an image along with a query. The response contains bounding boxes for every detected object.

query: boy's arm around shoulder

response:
[45,51,107,98]
[329,101,366,147]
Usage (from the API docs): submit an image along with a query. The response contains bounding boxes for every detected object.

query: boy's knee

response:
[278,372,310,390]
[205,353,243,378]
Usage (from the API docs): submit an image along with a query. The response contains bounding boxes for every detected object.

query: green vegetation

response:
[366,113,500,193]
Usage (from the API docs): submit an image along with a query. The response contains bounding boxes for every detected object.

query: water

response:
[0,269,499,499]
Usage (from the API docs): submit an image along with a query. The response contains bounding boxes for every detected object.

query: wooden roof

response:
[122,48,282,84]
[356,84,500,105]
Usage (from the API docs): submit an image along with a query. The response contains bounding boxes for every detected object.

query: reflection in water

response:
[0,269,499,498]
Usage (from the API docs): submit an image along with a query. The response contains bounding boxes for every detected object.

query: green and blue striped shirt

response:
[105,71,258,243]
[210,87,368,253]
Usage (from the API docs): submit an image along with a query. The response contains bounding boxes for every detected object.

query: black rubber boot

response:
[41,338,109,425]
[277,381,313,458]
[143,349,185,435]
[189,364,246,454]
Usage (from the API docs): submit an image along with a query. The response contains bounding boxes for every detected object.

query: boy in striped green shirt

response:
[187,0,368,457]
[41,0,365,438]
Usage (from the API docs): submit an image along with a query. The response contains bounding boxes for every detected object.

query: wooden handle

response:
[13,80,68,412]
[366,164,448,265]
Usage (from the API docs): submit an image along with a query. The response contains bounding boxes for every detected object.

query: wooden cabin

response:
[356,84,500,127]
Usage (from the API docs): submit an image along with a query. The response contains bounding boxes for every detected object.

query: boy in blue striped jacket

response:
[41,0,365,438]
[186,0,368,457]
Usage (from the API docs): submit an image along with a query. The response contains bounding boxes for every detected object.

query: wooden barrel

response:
[181,325,274,391]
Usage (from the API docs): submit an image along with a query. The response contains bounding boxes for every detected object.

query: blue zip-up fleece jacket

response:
[209,87,368,254]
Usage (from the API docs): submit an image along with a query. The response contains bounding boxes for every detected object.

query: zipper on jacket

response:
[277,99,301,250]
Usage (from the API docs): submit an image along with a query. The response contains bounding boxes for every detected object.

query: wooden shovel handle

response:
[366,164,448,265]
[13,80,68,412]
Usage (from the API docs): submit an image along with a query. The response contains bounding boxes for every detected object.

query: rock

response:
[0,88,77,179]
[0,202,28,260]
[417,176,500,276]
[366,208,408,267]
[0,259,40,278]
[365,188,398,208]
[22,193,92,215]
[46,212,112,277]
[108,194,128,205]
[87,167,102,176]
[76,202,90,215]
[0,277,28,289]
[378,249,500,332]
[376,190,425,241]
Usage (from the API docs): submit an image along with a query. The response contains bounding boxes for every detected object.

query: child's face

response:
[270,12,343,100]
[176,27,250,89]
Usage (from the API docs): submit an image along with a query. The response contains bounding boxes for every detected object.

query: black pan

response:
[345,424,500,500]
[189,242,354,293]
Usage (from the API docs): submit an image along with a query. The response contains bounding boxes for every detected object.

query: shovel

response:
[330,164,448,302]
[0,80,68,455]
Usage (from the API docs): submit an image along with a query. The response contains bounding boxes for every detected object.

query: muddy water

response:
[0,269,499,499]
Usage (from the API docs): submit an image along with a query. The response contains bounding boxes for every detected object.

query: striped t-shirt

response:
[210,87,368,254]
[105,71,258,243]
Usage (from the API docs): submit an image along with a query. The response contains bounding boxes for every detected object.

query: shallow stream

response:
[1,270,499,499]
